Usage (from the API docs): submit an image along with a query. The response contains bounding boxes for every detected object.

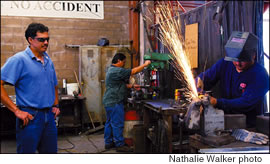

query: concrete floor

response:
[0,129,128,154]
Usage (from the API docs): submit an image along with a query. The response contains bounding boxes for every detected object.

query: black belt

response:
[18,106,51,111]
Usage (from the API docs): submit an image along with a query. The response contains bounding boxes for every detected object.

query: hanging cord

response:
[212,1,229,58]
[201,2,209,87]
[263,52,269,60]
[201,2,229,86]
[140,1,156,52]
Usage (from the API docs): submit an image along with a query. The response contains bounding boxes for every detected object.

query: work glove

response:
[203,93,217,107]
[209,96,217,107]
[231,129,269,145]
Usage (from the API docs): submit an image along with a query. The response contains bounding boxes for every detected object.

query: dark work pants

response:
[16,108,57,153]
[104,103,125,147]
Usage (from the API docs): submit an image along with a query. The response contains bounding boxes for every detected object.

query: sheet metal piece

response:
[199,146,269,154]
[144,101,173,109]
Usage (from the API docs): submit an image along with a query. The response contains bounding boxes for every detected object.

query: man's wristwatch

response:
[52,104,59,108]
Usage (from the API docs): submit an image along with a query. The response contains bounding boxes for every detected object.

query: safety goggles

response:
[33,37,50,42]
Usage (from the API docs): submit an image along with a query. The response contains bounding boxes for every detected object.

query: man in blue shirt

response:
[1,23,60,153]
[197,31,269,128]
[103,53,151,152]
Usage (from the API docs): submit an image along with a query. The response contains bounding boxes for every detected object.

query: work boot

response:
[116,144,133,152]
[105,142,115,150]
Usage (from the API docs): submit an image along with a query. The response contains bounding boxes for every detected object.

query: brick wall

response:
[1,1,129,94]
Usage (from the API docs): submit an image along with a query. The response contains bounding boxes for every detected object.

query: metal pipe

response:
[129,1,140,67]
[177,1,186,13]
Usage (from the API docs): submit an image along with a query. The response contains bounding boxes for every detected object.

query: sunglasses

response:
[33,37,50,42]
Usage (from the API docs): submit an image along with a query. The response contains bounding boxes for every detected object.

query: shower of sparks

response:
[155,2,198,101]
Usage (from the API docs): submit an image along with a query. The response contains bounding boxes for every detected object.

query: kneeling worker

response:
[197,31,269,128]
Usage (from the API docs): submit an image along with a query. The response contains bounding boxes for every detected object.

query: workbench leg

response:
[143,108,150,153]
[163,115,172,153]
[190,147,197,153]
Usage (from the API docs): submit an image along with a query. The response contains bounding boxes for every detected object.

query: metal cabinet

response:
[79,45,130,124]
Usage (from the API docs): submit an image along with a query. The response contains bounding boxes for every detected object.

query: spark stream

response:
[10,1,100,13]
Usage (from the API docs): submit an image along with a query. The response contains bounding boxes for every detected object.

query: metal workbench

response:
[142,99,186,153]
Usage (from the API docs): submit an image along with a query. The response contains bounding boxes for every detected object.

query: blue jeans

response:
[104,103,125,147]
[16,108,57,153]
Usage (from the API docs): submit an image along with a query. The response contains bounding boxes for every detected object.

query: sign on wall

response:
[185,23,198,68]
[1,1,104,19]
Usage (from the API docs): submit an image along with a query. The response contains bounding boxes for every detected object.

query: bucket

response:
[123,110,142,146]
[66,83,79,96]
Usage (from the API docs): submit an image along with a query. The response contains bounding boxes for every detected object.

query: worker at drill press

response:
[102,52,151,152]
[196,31,269,128]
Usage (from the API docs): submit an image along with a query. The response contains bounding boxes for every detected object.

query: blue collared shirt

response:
[1,46,58,108]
